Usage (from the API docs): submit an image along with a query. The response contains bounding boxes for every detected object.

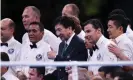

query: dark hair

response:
[108,14,128,33]
[1,52,10,61]
[116,72,133,80]
[98,66,124,78]
[109,9,126,17]
[83,19,104,34]
[54,16,76,30]
[29,22,44,32]
[30,66,45,77]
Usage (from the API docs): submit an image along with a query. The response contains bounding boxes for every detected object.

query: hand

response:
[65,66,72,74]
[16,71,27,80]
[47,51,56,59]
[108,44,121,57]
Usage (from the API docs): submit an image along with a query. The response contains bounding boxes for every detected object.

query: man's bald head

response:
[1,18,15,42]
[24,6,41,18]
[62,4,79,17]
[1,18,15,29]
[22,6,41,30]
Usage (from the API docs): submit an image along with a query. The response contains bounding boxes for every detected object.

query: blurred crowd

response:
[1,3,133,80]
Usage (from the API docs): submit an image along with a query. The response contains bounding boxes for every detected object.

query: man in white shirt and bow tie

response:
[0,18,22,76]
[17,22,55,78]
[84,19,117,75]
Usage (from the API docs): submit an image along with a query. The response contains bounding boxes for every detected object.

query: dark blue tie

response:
[30,43,37,49]
[61,42,68,57]
[1,43,8,47]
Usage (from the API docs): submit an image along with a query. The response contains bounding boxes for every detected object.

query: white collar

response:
[66,33,75,45]
[2,70,10,78]
[96,35,105,49]
[30,38,44,48]
[1,37,14,45]
[115,34,126,44]
[126,25,133,34]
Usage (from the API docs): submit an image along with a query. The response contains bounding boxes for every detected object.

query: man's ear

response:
[10,27,14,33]
[118,26,123,32]
[97,28,102,33]
[68,26,72,30]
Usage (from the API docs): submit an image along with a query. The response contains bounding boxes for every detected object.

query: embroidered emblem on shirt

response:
[97,54,101,60]
[8,48,14,54]
[36,54,42,61]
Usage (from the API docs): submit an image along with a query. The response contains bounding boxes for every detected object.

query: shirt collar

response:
[96,35,105,49]
[115,34,126,44]
[66,33,75,45]
[2,37,14,46]
[2,70,10,78]
[126,25,133,34]
[30,38,44,48]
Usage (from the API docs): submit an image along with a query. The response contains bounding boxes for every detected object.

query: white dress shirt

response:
[19,39,55,77]
[66,33,75,45]
[0,37,21,75]
[126,25,133,42]
[22,29,61,53]
[88,35,117,75]
[115,34,133,60]
[2,70,19,80]
[77,30,85,40]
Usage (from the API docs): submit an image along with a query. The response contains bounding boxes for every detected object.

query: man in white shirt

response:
[108,9,133,42]
[17,22,55,78]
[62,4,85,40]
[1,52,19,80]
[107,14,133,60]
[22,6,60,53]
[0,18,21,75]
[84,19,117,75]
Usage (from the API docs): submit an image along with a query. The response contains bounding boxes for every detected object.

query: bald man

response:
[0,18,22,76]
[22,6,61,53]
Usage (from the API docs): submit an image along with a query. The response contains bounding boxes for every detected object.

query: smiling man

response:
[17,22,55,78]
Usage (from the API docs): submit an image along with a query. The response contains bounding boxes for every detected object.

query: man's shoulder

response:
[4,72,19,80]
[72,35,84,43]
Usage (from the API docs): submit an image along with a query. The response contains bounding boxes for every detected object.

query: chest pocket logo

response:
[8,48,14,54]
[36,54,42,61]
[97,53,101,60]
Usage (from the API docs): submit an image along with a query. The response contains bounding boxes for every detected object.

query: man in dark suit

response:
[47,16,88,80]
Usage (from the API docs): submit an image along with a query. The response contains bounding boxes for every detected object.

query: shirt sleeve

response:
[104,44,118,61]
[45,31,61,53]
[120,43,133,60]
[44,44,56,75]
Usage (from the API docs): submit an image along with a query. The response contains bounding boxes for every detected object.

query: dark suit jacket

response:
[53,35,88,80]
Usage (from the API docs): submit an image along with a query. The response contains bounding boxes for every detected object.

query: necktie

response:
[1,77,6,80]
[30,43,37,49]
[1,43,8,47]
[92,44,98,51]
[61,42,68,57]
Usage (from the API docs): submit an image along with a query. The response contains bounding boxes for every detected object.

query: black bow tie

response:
[92,45,99,51]
[1,43,8,47]
[30,43,37,49]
